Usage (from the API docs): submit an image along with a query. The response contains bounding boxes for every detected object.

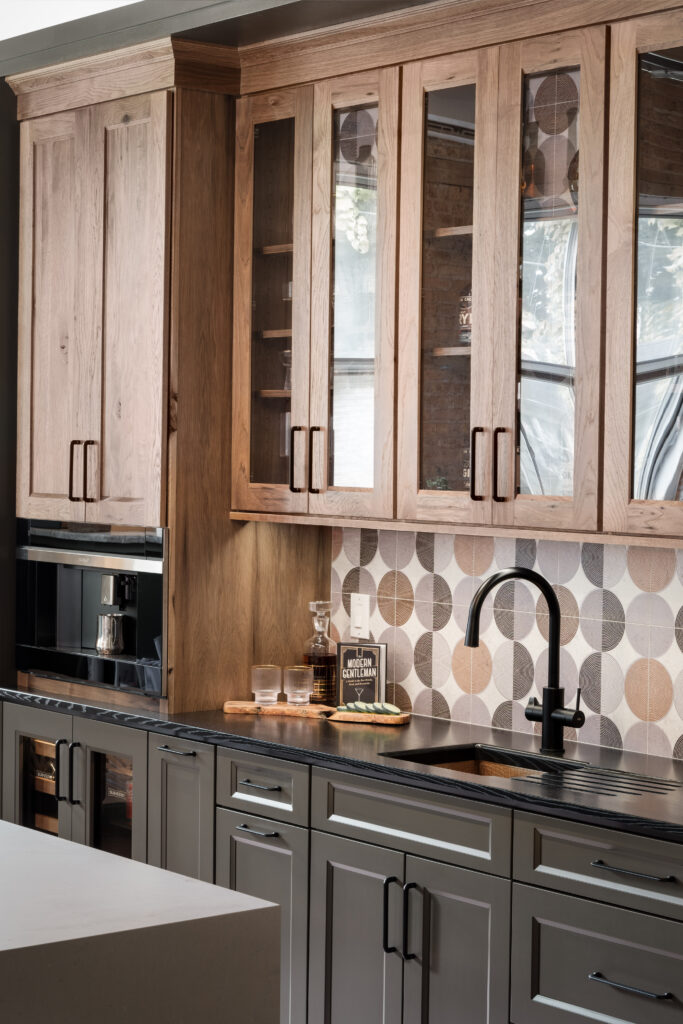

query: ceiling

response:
[0,0,436,77]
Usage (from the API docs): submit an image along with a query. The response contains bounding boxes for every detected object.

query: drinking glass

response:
[251,665,281,704]
[283,665,314,705]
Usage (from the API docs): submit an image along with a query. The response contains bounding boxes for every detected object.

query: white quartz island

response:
[0,820,279,1023]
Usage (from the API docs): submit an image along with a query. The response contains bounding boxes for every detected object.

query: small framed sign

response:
[338,642,387,705]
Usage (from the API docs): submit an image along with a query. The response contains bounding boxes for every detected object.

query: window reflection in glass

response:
[329,105,378,489]
[632,48,683,501]
[419,85,476,494]
[518,69,580,498]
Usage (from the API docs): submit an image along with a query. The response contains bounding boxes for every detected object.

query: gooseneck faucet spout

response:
[464,567,583,755]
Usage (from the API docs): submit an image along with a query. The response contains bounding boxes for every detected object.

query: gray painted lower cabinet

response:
[307,829,511,1024]
[147,735,215,881]
[215,805,310,1024]
[511,882,683,1024]
[2,702,73,838]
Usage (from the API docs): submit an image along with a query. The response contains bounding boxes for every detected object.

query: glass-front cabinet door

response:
[605,13,683,536]
[493,28,606,531]
[397,48,499,523]
[70,718,148,862]
[2,704,73,840]
[232,87,313,513]
[308,69,399,518]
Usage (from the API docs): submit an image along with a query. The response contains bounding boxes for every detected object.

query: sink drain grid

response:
[520,766,682,798]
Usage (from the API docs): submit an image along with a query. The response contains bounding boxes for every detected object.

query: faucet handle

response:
[525,695,543,724]
[569,687,585,728]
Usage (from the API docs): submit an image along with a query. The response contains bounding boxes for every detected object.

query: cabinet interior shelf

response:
[431,346,472,357]
[33,776,56,796]
[35,813,58,835]
[257,329,292,340]
[255,389,292,399]
[258,243,294,255]
[431,225,473,238]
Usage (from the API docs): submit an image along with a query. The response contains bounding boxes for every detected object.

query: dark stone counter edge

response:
[3,688,683,845]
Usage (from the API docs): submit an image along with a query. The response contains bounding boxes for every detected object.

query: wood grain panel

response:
[8,38,240,121]
[396,47,498,525]
[604,11,683,536]
[492,27,606,532]
[238,0,683,95]
[16,110,96,521]
[87,91,171,527]
[309,68,398,519]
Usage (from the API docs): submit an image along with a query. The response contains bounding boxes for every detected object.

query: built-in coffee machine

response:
[16,521,165,696]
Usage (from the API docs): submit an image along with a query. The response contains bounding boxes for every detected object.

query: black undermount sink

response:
[382,743,588,780]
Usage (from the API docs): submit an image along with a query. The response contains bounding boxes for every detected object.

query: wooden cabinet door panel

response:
[216,807,309,1024]
[403,856,511,1024]
[397,48,499,524]
[309,69,399,519]
[86,91,171,527]
[604,12,683,537]
[232,87,313,514]
[17,110,98,521]
[308,830,404,1024]
[493,28,606,532]
[148,735,215,882]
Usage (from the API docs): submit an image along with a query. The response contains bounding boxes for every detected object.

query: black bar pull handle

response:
[54,738,68,802]
[83,440,97,503]
[309,426,322,494]
[289,425,305,492]
[589,971,673,1001]
[402,882,418,961]
[470,426,484,501]
[382,876,400,955]
[591,859,676,884]
[69,440,83,501]
[240,778,282,793]
[492,427,507,502]
[157,744,197,758]
[67,741,81,806]
[236,823,279,839]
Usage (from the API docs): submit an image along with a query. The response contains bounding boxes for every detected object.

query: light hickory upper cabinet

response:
[233,69,399,519]
[604,11,683,536]
[11,40,240,529]
[397,28,606,532]
[16,91,170,526]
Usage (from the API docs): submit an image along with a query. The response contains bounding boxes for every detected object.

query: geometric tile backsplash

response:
[331,528,683,761]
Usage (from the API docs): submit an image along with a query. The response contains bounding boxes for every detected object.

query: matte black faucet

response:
[464,566,584,755]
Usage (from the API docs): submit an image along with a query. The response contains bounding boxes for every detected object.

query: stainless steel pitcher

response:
[96,612,125,656]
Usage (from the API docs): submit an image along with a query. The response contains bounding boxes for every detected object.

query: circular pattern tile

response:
[580,590,625,652]
[536,586,579,645]
[627,546,676,592]
[537,540,580,584]
[392,684,412,713]
[413,689,450,719]
[535,647,578,701]
[493,641,534,700]
[578,653,623,715]
[469,695,492,727]
[454,535,494,576]
[492,699,532,733]
[341,567,377,616]
[451,638,492,694]
[674,735,683,761]
[377,570,414,626]
[581,543,626,588]
[414,631,451,688]
[625,658,673,722]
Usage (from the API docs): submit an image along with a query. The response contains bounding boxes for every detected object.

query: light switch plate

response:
[350,592,370,639]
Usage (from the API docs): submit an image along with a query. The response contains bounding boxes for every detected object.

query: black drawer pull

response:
[55,738,68,803]
[591,859,677,884]
[157,744,196,757]
[236,823,279,839]
[240,778,282,792]
[382,876,400,955]
[402,882,418,961]
[589,971,673,1001]
[67,741,81,806]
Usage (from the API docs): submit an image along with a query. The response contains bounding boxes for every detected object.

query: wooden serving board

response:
[327,711,410,726]
[222,700,336,719]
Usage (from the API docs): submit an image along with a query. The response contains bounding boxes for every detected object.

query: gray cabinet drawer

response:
[511,883,683,1024]
[311,767,511,875]
[514,811,683,921]
[216,748,310,826]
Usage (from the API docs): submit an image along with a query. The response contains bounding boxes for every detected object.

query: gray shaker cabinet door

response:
[2,702,73,839]
[403,855,511,1024]
[71,716,148,862]
[216,807,309,1024]
[148,735,215,882]
[308,829,404,1024]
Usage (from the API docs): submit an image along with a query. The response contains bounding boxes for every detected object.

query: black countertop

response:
[3,686,683,843]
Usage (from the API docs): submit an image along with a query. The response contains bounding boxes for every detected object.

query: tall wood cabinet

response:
[17,90,170,527]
